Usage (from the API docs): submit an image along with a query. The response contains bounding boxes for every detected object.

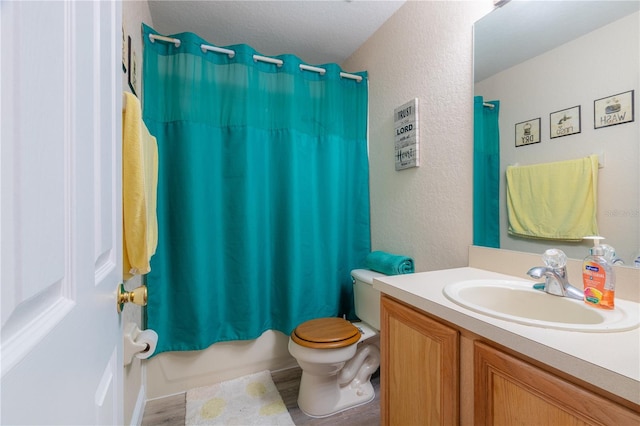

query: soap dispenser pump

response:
[582,236,615,309]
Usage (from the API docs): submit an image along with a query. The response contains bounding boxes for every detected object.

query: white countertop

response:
[373,267,640,405]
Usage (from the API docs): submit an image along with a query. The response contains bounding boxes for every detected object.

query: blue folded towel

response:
[365,251,414,275]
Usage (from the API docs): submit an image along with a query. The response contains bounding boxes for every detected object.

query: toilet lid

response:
[291,317,361,349]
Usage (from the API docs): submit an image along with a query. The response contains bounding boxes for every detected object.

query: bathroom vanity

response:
[374,248,640,425]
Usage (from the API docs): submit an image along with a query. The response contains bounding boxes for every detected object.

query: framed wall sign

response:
[594,90,634,129]
[515,118,541,147]
[122,26,127,73]
[550,105,581,139]
[127,36,138,96]
[394,98,420,170]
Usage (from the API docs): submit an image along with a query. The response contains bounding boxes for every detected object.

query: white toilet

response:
[288,269,384,418]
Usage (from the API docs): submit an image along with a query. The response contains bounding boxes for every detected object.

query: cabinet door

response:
[381,296,459,426]
[474,341,640,425]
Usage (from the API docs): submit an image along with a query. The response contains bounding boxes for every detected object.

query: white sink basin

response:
[443,279,640,332]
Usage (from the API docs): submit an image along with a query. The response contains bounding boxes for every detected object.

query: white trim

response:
[130,382,147,426]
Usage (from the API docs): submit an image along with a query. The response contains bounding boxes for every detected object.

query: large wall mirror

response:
[474,0,640,265]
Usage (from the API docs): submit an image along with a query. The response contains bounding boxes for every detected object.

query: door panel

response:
[1,1,123,424]
[94,0,118,276]
[1,0,75,377]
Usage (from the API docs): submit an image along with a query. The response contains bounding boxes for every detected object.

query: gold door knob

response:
[117,284,147,313]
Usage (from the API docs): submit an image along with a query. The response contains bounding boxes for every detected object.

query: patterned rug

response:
[185,370,296,425]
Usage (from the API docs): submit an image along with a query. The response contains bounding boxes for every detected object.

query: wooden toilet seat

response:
[291,317,361,349]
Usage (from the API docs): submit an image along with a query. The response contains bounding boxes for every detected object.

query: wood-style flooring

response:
[141,367,380,425]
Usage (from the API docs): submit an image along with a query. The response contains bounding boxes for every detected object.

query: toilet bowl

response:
[288,269,384,418]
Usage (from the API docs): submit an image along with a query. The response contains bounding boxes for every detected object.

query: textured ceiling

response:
[147,0,406,66]
[475,0,640,82]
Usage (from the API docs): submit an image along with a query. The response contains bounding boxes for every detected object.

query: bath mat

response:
[185,370,295,425]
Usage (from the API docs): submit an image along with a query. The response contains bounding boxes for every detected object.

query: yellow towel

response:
[506,155,598,241]
[122,91,159,280]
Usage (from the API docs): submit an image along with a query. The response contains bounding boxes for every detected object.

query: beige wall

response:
[343,0,493,272]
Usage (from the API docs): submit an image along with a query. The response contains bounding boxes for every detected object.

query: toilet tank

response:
[351,269,385,330]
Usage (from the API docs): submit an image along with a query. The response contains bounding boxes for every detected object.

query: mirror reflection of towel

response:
[506,155,598,241]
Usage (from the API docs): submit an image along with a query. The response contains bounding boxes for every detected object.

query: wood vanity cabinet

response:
[380,295,459,426]
[474,341,640,425]
[380,295,640,426]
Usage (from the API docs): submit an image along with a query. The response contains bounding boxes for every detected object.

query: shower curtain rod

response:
[148,33,363,82]
[483,102,495,109]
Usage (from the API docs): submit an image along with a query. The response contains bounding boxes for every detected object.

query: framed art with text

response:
[594,90,634,129]
[515,118,541,147]
[550,105,581,139]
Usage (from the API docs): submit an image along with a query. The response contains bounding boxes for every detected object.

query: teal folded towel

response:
[365,251,414,275]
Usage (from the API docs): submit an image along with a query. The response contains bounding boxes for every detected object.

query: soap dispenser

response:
[582,236,615,309]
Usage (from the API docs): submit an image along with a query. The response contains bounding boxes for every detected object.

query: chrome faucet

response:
[527,249,584,300]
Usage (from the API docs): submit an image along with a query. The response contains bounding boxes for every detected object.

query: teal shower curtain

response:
[142,24,371,354]
[473,96,500,248]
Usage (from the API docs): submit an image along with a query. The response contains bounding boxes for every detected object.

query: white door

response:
[1,1,123,424]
